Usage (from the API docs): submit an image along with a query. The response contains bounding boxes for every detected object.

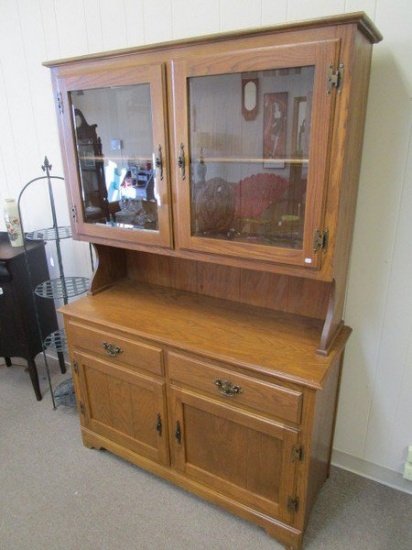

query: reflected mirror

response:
[70,84,158,231]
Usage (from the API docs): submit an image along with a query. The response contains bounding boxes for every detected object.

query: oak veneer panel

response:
[68,319,164,376]
[239,270,289,311]
[287,277,330,320]
[127,251,330,321]
[171,388,297,521]
[76,351,169,464]
[167,351,303,424]
[239,270,330,320]
[184,405,282,502]
[127,251,198,293]
[90,244,127,294]
[303,353,343,527]
[85,365,111,424]
[61,280,350,389]
[196,262,241,302]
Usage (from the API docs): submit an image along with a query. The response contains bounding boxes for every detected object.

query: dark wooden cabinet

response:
[0,233,64,400]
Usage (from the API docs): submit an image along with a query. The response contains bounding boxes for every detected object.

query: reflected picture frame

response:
[79,143,96,170]
[262,91,288,169]
[292,96,307,157]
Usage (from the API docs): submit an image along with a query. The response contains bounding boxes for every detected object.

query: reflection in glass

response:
[188,66,314,250]
[70,84,158,231]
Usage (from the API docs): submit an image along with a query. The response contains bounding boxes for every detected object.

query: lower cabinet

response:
[168,350,302,525]
[63,294,345,550]
[169,386,299,524]
[74,351,169,465]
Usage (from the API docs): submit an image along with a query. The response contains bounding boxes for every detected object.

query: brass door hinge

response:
[287,496,299,513]
[292,445,304,462]
[327,63,344,94]
[72,361,78,374]
[71,203,78,223]
[313,229,329,253]
[56,91,64,113]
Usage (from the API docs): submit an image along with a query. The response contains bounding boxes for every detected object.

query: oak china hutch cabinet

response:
[45,13,382,549]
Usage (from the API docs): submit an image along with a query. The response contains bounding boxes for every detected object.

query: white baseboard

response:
[332,449,412,495]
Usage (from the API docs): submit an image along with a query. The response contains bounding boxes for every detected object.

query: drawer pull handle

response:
[214,378,244,397]
[102,342,123,357]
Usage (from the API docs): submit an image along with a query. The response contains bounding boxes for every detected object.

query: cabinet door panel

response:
[75,351,169,465]
[171,387,298,522]
[173,39,340,269]
[57,62,172,248]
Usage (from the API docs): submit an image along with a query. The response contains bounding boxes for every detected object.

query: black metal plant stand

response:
[18,157,89,408]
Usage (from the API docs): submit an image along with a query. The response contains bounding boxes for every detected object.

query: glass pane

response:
[70,85,158,231]
[189,66,314,249]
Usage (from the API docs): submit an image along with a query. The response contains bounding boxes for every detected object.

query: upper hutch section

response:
[45,12,382,282]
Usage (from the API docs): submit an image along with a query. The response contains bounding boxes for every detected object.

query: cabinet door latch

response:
[327,63,344,94]
[155,145,163,180]
[313,229,329,253]
[177,143,186,180]
[71,203,78,223]
[287,496,299,513]
[156,413,162,436]
[175,421,182,444]
[292,445,304,462]
[56,91,64,113]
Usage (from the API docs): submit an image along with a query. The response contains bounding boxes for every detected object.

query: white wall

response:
[0,0,411,493]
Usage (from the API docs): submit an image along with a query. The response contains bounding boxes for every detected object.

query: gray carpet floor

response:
[1,355,412,550]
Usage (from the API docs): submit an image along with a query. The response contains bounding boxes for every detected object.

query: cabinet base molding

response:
[81,427,304,550]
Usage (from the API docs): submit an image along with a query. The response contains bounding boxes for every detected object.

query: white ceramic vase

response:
[3,198,24,247]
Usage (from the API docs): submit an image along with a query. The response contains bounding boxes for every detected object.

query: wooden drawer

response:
[167,352,302,424]
[67,319,163,376]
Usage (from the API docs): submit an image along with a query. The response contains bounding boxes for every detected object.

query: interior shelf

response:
[35,276,89,300]
[26,226,72,241]
[197,156,309,164]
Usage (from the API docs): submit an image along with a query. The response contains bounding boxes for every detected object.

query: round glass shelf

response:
[26,226,72,241]
[43,328,67,353]
[35,276,89,299]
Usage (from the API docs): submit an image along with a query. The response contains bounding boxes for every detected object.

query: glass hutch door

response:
[173,40,340,268]
[58,63,172,248]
